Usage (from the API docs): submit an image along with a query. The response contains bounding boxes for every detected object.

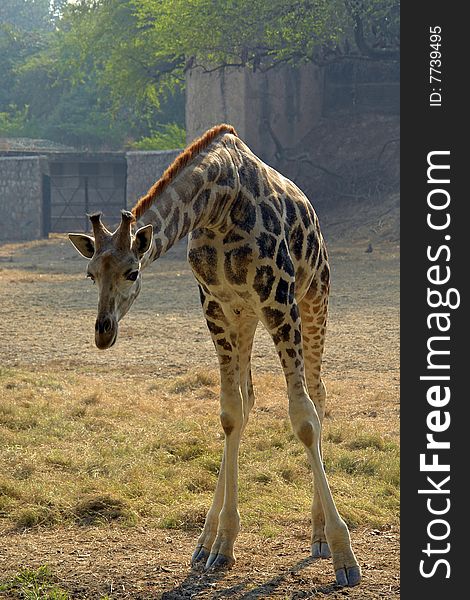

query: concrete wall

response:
[186,61,399,163]
[0,156,47,241]
[126,150,181,210]
[323,60,399,116]
[186,64,323,165]
[186,68,247,142]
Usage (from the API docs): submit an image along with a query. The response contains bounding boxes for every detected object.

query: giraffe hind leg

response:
[261,293,361,587]
[298,279,330,560]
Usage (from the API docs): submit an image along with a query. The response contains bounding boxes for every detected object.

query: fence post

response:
[42,174,51,238]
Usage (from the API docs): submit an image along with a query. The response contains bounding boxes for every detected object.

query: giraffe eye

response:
[126,270,139,282]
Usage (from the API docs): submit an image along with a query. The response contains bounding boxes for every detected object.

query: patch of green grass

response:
[13,463,36,481]
[320,423,400,528]
[45,451,77,472]
[185,472,216,493]
[0,565,69,599]
[325,428,344,444]
[0,401,39,431]
[253,472,273,484]
[163,439,206,462]
[0,366,15,379]
[198,455,221,475]
[259,523,282,539]
[0,478,23,499]
[81,392,102,406]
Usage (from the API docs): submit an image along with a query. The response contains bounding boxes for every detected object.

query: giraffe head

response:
[68,211,153,349]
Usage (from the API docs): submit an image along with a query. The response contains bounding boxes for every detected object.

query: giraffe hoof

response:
[204,552,235,571]
[335,565,361,587]
[312,541,331,559]
[191,545,210,567]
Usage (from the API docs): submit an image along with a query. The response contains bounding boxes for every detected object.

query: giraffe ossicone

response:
[68,123,361,586]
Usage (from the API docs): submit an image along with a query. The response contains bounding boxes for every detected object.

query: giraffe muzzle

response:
[95,315,118,349]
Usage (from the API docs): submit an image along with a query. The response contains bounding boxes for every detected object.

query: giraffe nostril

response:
[96,316,113,335]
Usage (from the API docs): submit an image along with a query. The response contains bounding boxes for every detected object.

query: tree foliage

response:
[0,0,184,148]
[54,0,398,112]
[0,0,399,149]
[134,0,399,71]
[0,0,58,32]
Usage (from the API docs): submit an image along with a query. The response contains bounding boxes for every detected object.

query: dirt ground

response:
[1,526,399,599]
[0,235,399,382]
[0,234,399,598]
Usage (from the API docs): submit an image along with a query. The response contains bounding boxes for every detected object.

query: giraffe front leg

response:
[204,369,243,570]
[311,485,331,559]
[191,452,226,567]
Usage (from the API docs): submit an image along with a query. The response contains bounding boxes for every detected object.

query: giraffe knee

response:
[298,421,315,447]
[220,411,235,435]
[290,399,321,448]
[220,407,243,436]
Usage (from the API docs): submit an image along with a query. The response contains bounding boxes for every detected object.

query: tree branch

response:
[263,119,343,180]
[377,138,400,162]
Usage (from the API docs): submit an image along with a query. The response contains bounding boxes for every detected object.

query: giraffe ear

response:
[132,224,153,257]
[68,233,95,259]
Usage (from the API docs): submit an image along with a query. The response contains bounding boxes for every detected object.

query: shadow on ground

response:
[161,557,341,599]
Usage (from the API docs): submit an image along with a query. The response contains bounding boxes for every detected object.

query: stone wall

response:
[0,156,47,241]
[0,151,181,242]
[126,150,181,210]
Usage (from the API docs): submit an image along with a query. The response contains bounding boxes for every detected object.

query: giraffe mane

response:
[131,123,238,220]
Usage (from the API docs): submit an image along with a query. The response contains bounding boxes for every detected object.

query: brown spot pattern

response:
[188,246,219,285]
[224,246,253,285]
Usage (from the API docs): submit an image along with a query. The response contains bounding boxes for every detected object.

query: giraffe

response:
[68,124,361,586]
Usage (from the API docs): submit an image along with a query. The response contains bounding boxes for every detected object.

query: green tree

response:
[0,0,184,148]
[0,0,55,135]
[0,0,54,32]
[50,0,399,113]
[133,0,399,74]
[1,0,398,149]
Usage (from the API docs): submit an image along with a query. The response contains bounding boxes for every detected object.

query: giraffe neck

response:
[136,145,238,268]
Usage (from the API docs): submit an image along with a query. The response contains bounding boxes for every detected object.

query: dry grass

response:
[0,366,399,537]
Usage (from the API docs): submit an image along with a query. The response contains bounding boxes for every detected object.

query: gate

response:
[43,157,127,235]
